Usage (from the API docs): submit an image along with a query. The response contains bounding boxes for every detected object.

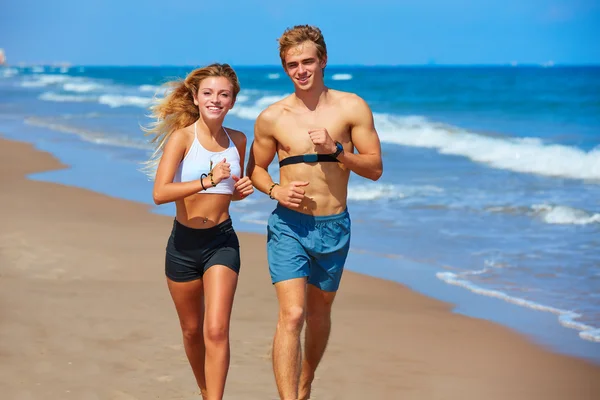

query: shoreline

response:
[1,136,600,399]
[3,118,600,364]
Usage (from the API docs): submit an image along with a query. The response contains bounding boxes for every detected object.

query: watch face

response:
[334,141,343,157]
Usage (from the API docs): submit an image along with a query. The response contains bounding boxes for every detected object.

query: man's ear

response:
[320,55,328,69]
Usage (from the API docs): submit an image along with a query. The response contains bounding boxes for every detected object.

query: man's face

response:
[283,41,327,90]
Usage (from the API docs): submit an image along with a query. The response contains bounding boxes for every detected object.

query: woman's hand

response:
[210,158,231,185]
[233,176,254,199]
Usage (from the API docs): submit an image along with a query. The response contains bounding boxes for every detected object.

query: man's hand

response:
[232,175,254,199]
[273,181,309,208]
[308,128,336,154]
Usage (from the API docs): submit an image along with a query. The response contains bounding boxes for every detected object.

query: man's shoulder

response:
[256,97,292,126]
[329,89,366,107]
[328,90,370,121]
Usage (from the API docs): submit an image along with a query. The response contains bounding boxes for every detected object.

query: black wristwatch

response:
[332,141,344,158]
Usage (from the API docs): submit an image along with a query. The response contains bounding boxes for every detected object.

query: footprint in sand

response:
[156,375,173,383]
[110,390,139,400]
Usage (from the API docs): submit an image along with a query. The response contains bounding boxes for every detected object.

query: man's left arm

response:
[337,95,383,181]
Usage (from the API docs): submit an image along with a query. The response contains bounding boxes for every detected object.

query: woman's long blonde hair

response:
[141,63,240,178]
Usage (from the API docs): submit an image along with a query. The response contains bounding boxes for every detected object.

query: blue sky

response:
[1,0,598,66]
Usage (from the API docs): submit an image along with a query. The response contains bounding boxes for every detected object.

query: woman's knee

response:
[181,322,203,343]
[204,319,230,345]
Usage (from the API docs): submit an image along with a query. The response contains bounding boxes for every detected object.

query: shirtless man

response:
[247,25,383,400]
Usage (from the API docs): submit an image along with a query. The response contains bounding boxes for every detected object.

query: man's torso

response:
[271,90,354,216]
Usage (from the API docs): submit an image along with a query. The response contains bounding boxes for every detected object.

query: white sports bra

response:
[173,121,241,195]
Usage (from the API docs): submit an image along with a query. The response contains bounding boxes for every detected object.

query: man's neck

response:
[293,83,328,111]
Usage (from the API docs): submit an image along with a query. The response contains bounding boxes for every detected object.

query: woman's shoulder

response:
[224,127,247,143]
[168,125,195,145]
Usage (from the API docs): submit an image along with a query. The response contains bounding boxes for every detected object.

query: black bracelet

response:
[268,182,279,199]
[208,172,217,187]
[200,173,208,191]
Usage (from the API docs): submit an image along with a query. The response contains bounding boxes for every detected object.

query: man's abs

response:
[279,162,350,216]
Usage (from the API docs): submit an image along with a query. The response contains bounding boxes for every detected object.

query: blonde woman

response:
[144,63,253,399]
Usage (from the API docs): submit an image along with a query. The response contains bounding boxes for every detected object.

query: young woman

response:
[143,63,253,399]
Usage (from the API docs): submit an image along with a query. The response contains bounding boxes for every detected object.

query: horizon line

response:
[2,62,600,68]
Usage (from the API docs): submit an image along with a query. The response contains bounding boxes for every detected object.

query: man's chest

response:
[274,113,350,153]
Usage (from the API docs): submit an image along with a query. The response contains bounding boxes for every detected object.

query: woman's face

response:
[194,76,235,121]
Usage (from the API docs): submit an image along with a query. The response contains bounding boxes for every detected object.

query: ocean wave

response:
[21,74,71,87]
[25,117,152,150]
[1,67,19,78]
[38,91,152,109]
[331,73,352,81]
[39,92,96,103]
[138,84,161,93]
[229,94,289,120]
[531,204,600,225]
[348,183,443,201]
[487,204,600,225]
[267,73,280,79]
[375,114,600,182]
[63,82,103,93]
[437,270,600,343]
[98,94,152,108]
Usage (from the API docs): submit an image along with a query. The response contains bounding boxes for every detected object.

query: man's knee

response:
[305,307,331,329]
[279,305,305,333]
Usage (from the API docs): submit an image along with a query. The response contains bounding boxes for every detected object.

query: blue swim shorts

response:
[267,204,351,292]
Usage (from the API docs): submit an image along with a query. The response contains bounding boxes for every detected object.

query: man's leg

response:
[298,285,337,400]
[273,277,307,400]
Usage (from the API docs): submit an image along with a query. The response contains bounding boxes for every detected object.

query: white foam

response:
[347,183,443,201]
[21,74,71,87]
[235,94,249,103]
[437,270,600,343]
[331,73,352,81]
[25,117,152,150]
[38,92,96,103]
[98,94,152,108]
[375,114,600,182]
[348,184,406,201]
[63,82,102,93]
[1,68,19,77]
[239,211,269,226]
[229,94,289,120]
[531,204,600,225]
[267,73,280,79]
[138,84,161,93]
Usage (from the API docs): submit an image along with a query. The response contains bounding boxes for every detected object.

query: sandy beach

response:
[0,136,599,400]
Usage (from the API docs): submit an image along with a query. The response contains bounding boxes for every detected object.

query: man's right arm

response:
[247,108,309,208]
[246,108,278,196]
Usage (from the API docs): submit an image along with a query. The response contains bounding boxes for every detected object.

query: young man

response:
[247,25,383,400]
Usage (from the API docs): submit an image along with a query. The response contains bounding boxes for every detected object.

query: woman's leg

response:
[166,278,207,397]
[202,265,239,400]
